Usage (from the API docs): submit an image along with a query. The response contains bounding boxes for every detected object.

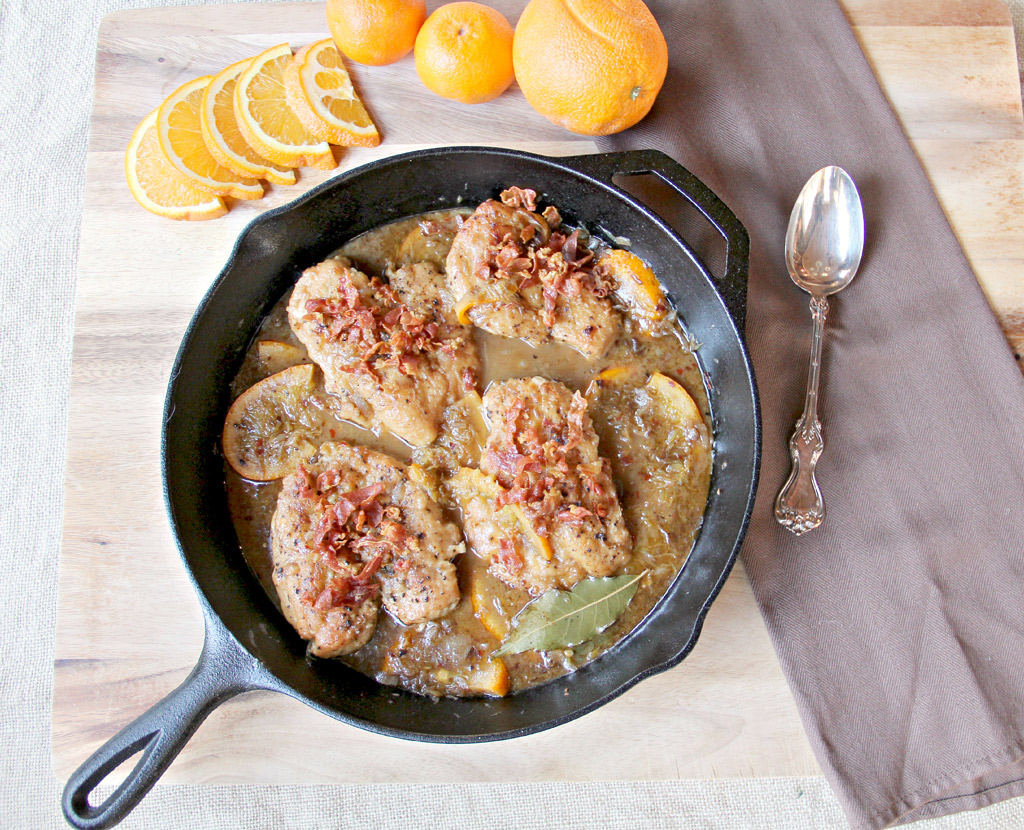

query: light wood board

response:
[54,0,1024,784]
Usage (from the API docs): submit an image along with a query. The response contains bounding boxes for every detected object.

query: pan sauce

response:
[226,208,713,697]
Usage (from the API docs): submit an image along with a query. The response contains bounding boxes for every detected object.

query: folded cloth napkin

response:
[599,1,1024,826]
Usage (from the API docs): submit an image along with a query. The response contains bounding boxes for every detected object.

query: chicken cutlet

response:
[271,441,462,658]
[445,187,622,359]
[288,257,480,447]
[459,377,631,595]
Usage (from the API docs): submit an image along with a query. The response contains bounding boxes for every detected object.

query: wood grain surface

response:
[54,0,1024,784]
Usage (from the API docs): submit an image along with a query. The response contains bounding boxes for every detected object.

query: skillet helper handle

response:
[61,625,262,830]
[564,149,751,330]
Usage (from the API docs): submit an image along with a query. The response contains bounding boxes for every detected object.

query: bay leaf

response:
[492,571,645,657]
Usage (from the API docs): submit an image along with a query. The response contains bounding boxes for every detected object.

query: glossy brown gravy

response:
[225,209,712,697]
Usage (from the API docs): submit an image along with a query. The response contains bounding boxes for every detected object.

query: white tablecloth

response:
[3,1,1023,827]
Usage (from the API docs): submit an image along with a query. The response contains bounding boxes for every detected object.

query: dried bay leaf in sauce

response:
[493,572,646,657]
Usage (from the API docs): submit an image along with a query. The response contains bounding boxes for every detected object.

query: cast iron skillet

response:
[62,147,760,829]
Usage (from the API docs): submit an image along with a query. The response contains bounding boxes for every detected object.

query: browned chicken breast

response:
[459,377,631,595]
[271,441,462,658]
[288,257,480,447]
[445,188,621,359]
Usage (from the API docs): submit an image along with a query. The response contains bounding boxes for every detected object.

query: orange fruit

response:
[235,43,337,170]
[512,0,668,135]
[157,76,265,199]
[125,109,227,220]
[201,58,298,185]
[284,39,381,146]
[414,2,514,105]
[326,0,426,66]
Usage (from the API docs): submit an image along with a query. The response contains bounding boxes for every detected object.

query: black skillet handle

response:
[563,149,751,331]
[61,619,270,830]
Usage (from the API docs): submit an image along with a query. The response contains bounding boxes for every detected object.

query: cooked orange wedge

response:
[201,59,297,186]
[584,365,638,398]
[256,339,307,376]
[463,658,510,697]
[157,76,264,200]
[284,39,381,147]
[458,391,488,446]
[406,463,443,502]
[470,570,511,641]
[234,43,337,170]
[646,372,704,430]
[601,249,669,329]
[595,365,633,383]
[222,364,320,481]
[125,109,227,221]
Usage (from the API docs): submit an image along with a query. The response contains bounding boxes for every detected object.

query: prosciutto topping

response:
[297,470,409,610]
[302,272,448,380]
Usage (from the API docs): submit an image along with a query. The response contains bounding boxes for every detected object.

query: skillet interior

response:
[163,147,759,741]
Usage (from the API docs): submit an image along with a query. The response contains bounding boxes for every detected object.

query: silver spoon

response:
[774,166,864,535]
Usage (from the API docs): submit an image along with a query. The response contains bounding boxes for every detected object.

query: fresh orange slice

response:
[284,39,381,147]
[157,76,264,200]
[234,43,337,170]
[125,109,227,221]
[201,59,297,186]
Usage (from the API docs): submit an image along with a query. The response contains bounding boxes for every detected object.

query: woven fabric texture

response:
[3,1,1024,828]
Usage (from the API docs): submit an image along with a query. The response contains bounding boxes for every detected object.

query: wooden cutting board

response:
[54,0,1024,784]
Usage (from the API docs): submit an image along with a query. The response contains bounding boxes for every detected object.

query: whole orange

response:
[414,2,515,104]
[513,0,668,135]
[326,0,426,66]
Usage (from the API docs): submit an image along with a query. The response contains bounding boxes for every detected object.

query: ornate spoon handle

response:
[775,294,829,535]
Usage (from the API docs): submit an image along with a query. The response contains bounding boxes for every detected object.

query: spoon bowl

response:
[786,166,864,297]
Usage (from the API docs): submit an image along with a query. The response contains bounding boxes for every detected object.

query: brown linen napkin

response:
[597,1,1024,827]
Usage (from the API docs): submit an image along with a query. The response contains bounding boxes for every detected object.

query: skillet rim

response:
[160,145,761,742]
